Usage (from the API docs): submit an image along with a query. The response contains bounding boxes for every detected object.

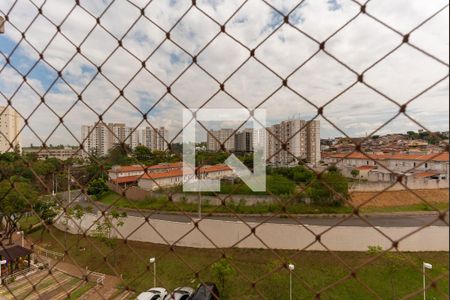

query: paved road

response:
[69,191,449,227]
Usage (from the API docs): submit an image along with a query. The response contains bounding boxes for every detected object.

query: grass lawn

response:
[28,227,449,300]
[98,191,448,215]
[360,202,449,214]
[98,191,354,215]
[69,282,95,299]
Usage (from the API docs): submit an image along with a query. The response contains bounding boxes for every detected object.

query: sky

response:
[0,0,449,147]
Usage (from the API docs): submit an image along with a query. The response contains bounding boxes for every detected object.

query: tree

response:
[34,197,60,242]
[107,144,133,165]
[87,178,109,197]
[133,146,152,163]
[92,210,127,264]
[212,258,235,298]
[34,198,59,225]
[0,178,39,244]
[351,169,360,179]
[72,204,93,249]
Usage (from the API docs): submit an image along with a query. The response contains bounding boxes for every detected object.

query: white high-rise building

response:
[124,127,140,150]
[267,119,321,166]
[0,106,22,153]
[207,129,236,152]
[235,129,253,152]
[206,119,320,166]
[140,127,168,151]
[82,123,168,157]
[81,123,110,157]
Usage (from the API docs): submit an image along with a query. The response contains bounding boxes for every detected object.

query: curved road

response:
[61,191,449,252]
[70,190,448,227]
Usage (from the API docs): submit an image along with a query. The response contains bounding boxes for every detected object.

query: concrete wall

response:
[55,212,449,252]
[107,182,154,201]
[350,178,449,192]
[170,193,276,206]
[107,181,276,205]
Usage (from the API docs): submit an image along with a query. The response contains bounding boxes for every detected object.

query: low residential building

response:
[323,152,449,182]
[109,162,235,190]
[22,147,82,160]
[108,162,184,183]
[138,164,234,191]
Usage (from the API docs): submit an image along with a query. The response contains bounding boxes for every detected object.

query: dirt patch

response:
[350,189,449,208]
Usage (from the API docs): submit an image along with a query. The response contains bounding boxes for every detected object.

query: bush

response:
[307,170,349,206]
[266,175,296,195]
[87,178,109,197]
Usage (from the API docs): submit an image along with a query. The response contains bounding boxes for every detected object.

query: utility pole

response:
[52,173,56,196]
[68,166,71,203]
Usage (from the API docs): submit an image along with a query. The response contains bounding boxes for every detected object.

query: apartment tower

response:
[0,106,22,153]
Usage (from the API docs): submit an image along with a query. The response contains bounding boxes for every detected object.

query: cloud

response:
[0,0,448,148]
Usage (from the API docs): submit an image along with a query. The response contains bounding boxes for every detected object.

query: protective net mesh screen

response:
[0,0,449,299]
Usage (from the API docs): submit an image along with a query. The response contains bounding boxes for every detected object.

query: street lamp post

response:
[149,257,156,288]
[288,264,295,300]
[52,173,56,196]
[68,166,71,203]
[16,231,24,247]
[423,262,433,300]
[0,260,7,285]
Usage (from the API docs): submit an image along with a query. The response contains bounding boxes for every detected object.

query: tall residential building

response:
[81,122,110,157]
[82,123,168,157]
[140,127,168,151]
[235,129,254,152]
[267,119,321,166]
[0,106,22,153]
[207,129,236,152]
[109,123,127,147]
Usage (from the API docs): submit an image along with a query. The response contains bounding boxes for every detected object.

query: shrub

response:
[307,171,349,206]
[87,178,109,197]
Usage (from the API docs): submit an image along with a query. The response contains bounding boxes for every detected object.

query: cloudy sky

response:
[0,0,449,147]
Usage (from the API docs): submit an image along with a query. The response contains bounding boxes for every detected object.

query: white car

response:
[164,287,195,300]
[137,288,169,300]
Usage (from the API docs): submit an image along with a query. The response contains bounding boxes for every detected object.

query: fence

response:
[33,245,65,260]
[0,0,449,299]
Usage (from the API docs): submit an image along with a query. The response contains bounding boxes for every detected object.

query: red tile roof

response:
[139,164,232,181]
[323,152,449,162]
[111,175,141,184]
[414,171,441,178]
[109,162,184,174]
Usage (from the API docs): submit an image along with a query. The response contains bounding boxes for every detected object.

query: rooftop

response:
[323,152,449,162]
[0,245,33,261]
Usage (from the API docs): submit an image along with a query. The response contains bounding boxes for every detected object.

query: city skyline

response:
[0,0,448,147]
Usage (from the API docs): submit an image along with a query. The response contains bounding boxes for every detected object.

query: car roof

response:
[148,288,167,294]
[174,287,194,293]
[137,292,162,300]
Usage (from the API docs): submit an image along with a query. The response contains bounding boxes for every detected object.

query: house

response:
[108,162,185,185]
[323,152,449,182]
[138,164,234,191]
